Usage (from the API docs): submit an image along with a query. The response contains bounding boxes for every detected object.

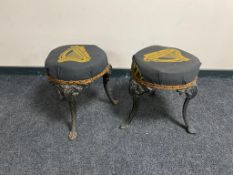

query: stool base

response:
[120,78,198,134]
[52,66,118,140]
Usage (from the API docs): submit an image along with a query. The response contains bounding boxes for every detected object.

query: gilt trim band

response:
[47,65,110,85]
[132,73,197,90]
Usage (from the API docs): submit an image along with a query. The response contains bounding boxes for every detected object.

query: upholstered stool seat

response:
[45,44,118,140]
[132,45,201,88]
[45,45,109,83]
[120,45,201,134]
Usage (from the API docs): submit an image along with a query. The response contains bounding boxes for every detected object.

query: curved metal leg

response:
[103,66,119,105]
[55,84,83,140]
[68,98,77,140]
[120,94,139,129]
[182,86,198,134]
[120,79,147,129]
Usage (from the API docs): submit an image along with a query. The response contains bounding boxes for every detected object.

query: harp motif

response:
[58,46,91,63]
[144,49,189,62]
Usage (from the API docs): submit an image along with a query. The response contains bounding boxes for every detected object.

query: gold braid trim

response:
[47,65,110,85]
[132,73,197,90]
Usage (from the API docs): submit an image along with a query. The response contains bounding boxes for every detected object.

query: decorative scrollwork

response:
[184,86,198,99]
[54,84,84,101]
[129,78,149,96]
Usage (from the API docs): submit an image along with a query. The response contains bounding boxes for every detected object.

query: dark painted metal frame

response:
[52,66,118,140]
[120,78,198,134]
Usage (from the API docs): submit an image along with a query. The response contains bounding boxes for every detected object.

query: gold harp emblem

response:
[144,49,189,63]
[58,46,91,63]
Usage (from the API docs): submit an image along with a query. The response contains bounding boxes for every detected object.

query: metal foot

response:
[68,131,77,140]
[103,66,119,105]
[186,126,197,134]
[182,86,198,134]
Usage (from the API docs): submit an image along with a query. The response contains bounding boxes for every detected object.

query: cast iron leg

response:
[119,94,139,129]
[182,86,198,134]
[103,66,118,105]
[120,79,146,129]
[68,98,77,140]
[55,84,83,140]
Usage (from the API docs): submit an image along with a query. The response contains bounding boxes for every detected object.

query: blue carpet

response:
[0,75,232,175]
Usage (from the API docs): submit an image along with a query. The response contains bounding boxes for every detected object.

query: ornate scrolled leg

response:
[54,84,83,140]
[120,94,139,129]
[103,65,119,105]
[119,78,147,129]
[182,86,198,134]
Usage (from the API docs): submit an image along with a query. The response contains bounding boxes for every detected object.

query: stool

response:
[45,45,118,140]
[120,45,201,134]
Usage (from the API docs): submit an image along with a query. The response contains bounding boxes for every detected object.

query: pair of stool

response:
[45,45,201,140]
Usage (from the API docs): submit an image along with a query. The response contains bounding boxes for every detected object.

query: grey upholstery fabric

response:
[132,45,201,85]
[45,45,108,81]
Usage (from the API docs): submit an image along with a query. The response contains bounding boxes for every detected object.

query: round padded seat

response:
[132,45,201,89]
[45,45,109,84]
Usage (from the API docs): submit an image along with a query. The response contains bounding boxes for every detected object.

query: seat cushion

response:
[45,45,109,82]
[132,45,201,86]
